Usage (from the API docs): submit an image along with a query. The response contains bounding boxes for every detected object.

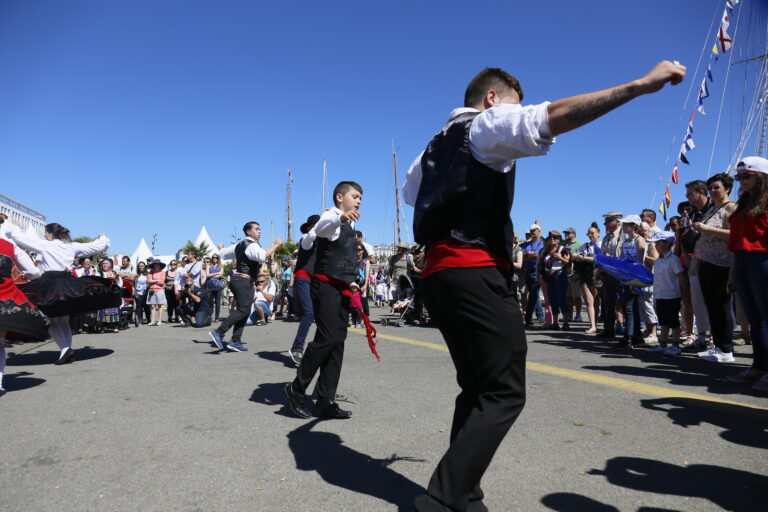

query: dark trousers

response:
[524,270,543,324]
[699,260,734,353]
[135,292,150,323]
[733,251,768,371]
[416,267,527,512]
[622,287,642,341]
[165,288,178,322]
[209,288,222,321]
[602,275,619,334]
[292,278,349,402]
[291,277,315,351]
[545,271,568,318]
[216,276,254,342]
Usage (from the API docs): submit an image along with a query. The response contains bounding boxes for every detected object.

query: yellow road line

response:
[354,329,768,413]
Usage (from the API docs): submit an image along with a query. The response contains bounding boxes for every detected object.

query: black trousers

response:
[416,267,527,512]
[601,274,619,334]
[216,276,254,342]
[292,278,350,402]
[699,260,734,353]
[165,288,178,321]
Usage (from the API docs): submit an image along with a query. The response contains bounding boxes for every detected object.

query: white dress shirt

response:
[218,237,267,263]
[10,242,41,280]
[4,224,110,272]
[305,208,355,244]
[403,103,555,206]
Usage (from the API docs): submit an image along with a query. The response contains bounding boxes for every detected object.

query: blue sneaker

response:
[227,341,248,352]
[574,315,583,323]
[209,330,224,350]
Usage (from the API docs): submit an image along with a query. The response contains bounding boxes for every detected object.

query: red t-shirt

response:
[422,239,512,279]
[728,212,768,252]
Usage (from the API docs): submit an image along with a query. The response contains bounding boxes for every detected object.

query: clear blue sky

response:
[1,0,765,254]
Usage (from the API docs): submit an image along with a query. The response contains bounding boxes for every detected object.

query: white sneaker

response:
[700,347,736,363]
[697,347,717,357]
[649,345,667,353]
[644,334,659,346]
[664,345,682,356]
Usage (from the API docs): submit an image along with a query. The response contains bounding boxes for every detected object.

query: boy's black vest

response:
[414,111,516,263]
[314,222,357,283]
[295,236,317,275]
[234,239,262,280]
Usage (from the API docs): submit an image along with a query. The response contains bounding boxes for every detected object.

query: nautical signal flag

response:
[672,163,679,184]
[680,135,695,164]
[726,0,740,10]
[659,201,667,222]
[287,169,294,182]
[696,79,710,114]
[665,186,671,208]
[718,9,733,53]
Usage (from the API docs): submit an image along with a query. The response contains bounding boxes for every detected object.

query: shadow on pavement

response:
[288,418,425,511]
[588,456,768,512]
[6,347,114,366]
[541,492,619,511]
[256,350,295,368]
[3,371,45,392]
[249,382,303,417]
[641,397,768,449]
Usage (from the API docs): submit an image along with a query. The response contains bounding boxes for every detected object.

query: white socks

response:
[49,316,73,354]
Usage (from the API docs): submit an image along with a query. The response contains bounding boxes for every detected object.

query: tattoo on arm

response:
[564,86,636,126]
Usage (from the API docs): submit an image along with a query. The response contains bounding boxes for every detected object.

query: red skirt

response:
[0,275,50,342]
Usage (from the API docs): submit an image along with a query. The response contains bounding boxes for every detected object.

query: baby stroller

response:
[380,275,430,326]
[119,280,139,329]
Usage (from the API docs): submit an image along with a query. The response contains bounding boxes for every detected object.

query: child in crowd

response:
[375,281,386,306]
[648,231,686,355]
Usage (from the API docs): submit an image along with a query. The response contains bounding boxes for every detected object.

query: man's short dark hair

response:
[332,181,363,206]
[355,230,363,238]
[641,209,656,221]
[243,221,260,235]
[464,68,524,108]
[123,256,130,262]
[685,180,707,195]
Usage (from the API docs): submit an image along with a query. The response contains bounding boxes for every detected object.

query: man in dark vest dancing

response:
[211,222,282,352]
[404,61,686,511]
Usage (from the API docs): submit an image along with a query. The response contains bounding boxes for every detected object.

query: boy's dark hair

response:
[355,230,363,238]
[464,68,524,108]
[332,181,363,206]
[243,221,260,235]
[685,180,707,195]
[641,209,656,221]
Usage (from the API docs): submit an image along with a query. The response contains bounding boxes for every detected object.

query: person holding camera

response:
[249,273,276,326]
[178,278,212,328]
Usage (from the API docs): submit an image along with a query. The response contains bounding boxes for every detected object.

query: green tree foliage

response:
[274,242,298,260]
[179,240,211,260]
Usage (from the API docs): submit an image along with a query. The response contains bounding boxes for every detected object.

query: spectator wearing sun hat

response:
[521,223,544,327]
[147,258,167,325]
[563,227,583,323]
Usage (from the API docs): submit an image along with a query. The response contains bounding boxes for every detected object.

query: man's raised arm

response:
[547,61,686,136]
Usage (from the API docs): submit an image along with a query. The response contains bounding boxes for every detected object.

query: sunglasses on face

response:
[735,172,757,181]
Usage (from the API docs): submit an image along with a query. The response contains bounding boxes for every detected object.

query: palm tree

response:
[179,240,211,260]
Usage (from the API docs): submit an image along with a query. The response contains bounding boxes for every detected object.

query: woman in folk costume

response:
[3,219,120,365]
[0,215,49,397]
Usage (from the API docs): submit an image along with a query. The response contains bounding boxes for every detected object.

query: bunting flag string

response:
[654,0,742,224]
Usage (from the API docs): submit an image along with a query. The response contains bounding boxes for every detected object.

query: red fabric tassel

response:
[314,274,380,361]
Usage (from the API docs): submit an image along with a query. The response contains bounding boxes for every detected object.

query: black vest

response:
[414,111,516,262]
[295,236,317,275]
[235,239,262,279]
[314,222,357,282]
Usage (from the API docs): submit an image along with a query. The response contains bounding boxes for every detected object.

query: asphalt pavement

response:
[2,308,767,512]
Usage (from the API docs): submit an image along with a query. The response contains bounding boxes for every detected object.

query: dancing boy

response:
[284,181,362,419]
[210,222,282,352]
[403,61,686,511]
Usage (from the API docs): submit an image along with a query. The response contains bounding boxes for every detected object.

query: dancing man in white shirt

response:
[404,61,686,511]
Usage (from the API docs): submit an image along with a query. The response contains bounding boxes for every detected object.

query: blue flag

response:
[593,243,653,288]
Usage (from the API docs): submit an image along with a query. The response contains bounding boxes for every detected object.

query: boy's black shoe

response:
[314,402,352,419]
[284,383,311,419]
[614,340,634,350]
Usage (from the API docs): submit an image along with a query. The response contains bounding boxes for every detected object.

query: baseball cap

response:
[735,156,768,174]
[649,230,676,244]
[528,224,541,232]
[563,226,576,234]
[620,214,642,226]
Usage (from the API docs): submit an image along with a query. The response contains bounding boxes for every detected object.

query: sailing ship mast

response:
[393,144,401,245]
[286,169,293,243]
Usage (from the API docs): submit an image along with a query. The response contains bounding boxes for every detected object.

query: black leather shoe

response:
[314,402,352,419]
[614,340,633,350]
[284,383,311,419]
[54,347,74,365]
